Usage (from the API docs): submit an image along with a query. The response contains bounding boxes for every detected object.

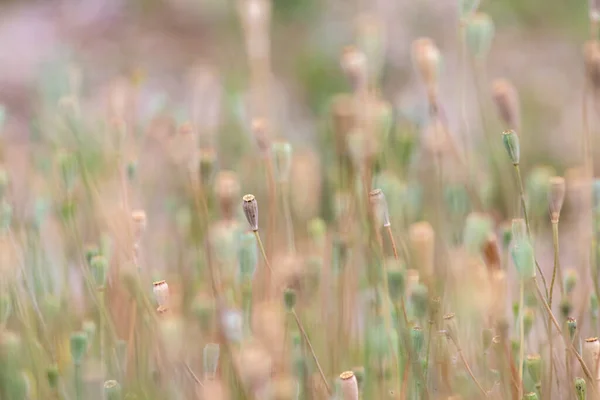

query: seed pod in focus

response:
[339,370,359,400]
[465,13,495,59]
[492,79,520,130]
[502,129,520,165]
[242,194,259,231]
[548,176,566,222]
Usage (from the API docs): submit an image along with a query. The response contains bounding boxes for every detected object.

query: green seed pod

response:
[90,255,108,289]
[104,380,122,400]
[411,326,425,356]
[511,219,527,242]
[462,212,493,254]
[410,283,429,319]
[575,377,586,400]
[444,183,471,218]
[465,13,495,59]
[203,343,220,380]
[307,218,327,246]
[70,331,88,365]
[511,238,536,279]
[525,354,542,385]
[284,288,297,310]
[271,141,293,183]
[560,298,573,320]
[524,392,539,400]
[238,231,258,281]
[564,268,578,295]
[387,263,406,301]
[459,0,480,19]
[567,318,577,341]
[192,298,214,332]
[126,160,137,182]
[502,129,520,165]
[46,364,59,389]
[523,308,534,337]
[84,245,100,266]
[198,148,218,185]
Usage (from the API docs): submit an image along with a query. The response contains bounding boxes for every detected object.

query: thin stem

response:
[519,280,525,400]
[456,345,489,398]
[281,182,296,254]
[548,220,563,398]
[291,309,331,395]
[265,157,277,260]
[514,164,550,298]
[424,319,434,381]
[74,362,83,400]
[254,230,273,301]
[386,225,400,261]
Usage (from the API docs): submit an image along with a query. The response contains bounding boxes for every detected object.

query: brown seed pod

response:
[242,194,259,231]
[492,78,520,130]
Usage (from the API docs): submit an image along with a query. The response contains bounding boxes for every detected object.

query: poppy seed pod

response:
[575,377,586,400]
[492,79,520,130]
[583,337,600,379]
[567,317,577,341]
[502,129,520,165]
[511,219,527,242]
[339,371,359,400]
[340,46,368,91]
[459,0,480,19]
[510,238,536,279]
[242,194,259,231]
[369,189,391,227]
[525,354,542,385]
[465,13,495,59]
[548,176,566,222]
[412,38,442,98]
[152,280,169,313]
[104,380,122,400]
[70,331,88,365]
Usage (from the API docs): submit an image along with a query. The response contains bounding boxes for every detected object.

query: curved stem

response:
[386,225,400,261]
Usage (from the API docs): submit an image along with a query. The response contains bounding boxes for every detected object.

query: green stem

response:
[514,164,549,298]
[519,280,525,400]
[74,362,83,400]
[549,220,563,397]
[281,182,296,254]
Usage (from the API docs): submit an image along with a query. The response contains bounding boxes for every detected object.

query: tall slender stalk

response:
[518,280,525,400]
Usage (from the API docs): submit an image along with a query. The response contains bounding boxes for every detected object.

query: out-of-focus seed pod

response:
[525,354,542,386]
[70,331,88,365]
[511,219,527,242]
[153,280,169,313]
[251,118,270,154]
[567,318,577,341]
[56,150,78,193]
[560,298,573,320]
[548,176,566,222]
[356,13,385,83]
[283,288,296,311]
[523,308,535,337]
[47,364,59,389]
[339,370,359,400]
[524,392,539,400]
[242,194,259,231]
[387,262,406,301]
[411,326,425,356]
[90,255,108,289]
[510,237,535,279]
[492,79,520,130]
[463,212,493,254]
[459,0,480,19]
[526,166,555,219]
[238,231,258,281]
[131,210,147,244]
[214,171,241,219]
[502,129,520,165]
[412,38,442,104]
[409,222,435,284]
[565,268,578,295]
[341,46,368,92]
[411,283,429,320]
[465,13,495,59]
[198,147,218,185]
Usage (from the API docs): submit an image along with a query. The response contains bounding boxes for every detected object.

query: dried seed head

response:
[548,176,566,222]
[409,222,435,283]
[412,38,442,100]
[203,343,220,380]
[214,171,241,219]
[242,194,259,231]
[152,280,169,313]
[341,46,368,91]
[271,141,293,183]
[492,79,520,130]
[501,129,520,165]
[585,41,600,89]
[339,371,359,400]
[465,13,495,59]
[369,188,391,227]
